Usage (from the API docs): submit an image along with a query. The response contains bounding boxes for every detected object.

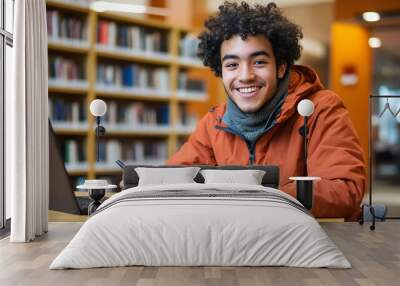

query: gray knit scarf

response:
[222,70,290,147]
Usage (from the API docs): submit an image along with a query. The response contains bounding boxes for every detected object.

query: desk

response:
[49,210,345,223]
[74,191,118,197]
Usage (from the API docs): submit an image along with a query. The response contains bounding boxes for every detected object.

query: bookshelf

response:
[46,0,214,197]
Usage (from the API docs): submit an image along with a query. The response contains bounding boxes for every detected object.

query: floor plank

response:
[0,222,399,286]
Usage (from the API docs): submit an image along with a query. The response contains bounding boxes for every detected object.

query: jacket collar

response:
[277,65,324,123]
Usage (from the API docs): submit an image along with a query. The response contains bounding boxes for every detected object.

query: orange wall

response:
[330,22,371,161]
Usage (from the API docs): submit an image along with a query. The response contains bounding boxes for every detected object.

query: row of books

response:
[48,59,205,89]
[60,139,167,167]
[97,139,168,164]
[178,104,198,126]
[49,98,86,122]
[61,139,86,164]
[97,20,168,53]
[102,101,169,125]
[49,100,196,128]
[180,35,200,59]
[178,71,206,92]
[49,56,85,81]
[97,63,169,90]
[47,10,87,40]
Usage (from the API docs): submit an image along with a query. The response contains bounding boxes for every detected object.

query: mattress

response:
[50,183,351,269]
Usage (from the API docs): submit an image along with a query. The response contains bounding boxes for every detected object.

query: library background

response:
[20,0,399,218]
[46,0,224,214]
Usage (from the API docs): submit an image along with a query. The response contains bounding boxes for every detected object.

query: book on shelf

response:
[49,55,86,81]
[61,139,86,165]
[177,71,207,100]
[97,139,168,166]
[178,104,198,127]
[106,140,121,165]
[97,63,170,92]
[97,19,168,53]
[47,9,87,41]
[45,7,209,183]
[49,98,86,122]
[178,71,206,91]
[103,100,169,126]
[180,34,200,59]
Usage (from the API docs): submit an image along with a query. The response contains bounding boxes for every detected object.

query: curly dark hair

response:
[197,1,303,77]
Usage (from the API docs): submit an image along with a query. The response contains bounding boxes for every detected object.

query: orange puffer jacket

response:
[167,65,366,220]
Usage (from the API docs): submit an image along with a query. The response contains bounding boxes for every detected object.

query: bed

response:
[50,165,350,269]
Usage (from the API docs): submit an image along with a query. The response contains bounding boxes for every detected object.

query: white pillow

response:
[135,167,201,186]
[200,169,266,185]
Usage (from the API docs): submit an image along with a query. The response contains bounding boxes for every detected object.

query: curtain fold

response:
[8,0,49,242]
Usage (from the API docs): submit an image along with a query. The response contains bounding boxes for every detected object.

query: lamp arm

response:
[303,116,308,176]
[96,116,100,163]
[94,117,107,163]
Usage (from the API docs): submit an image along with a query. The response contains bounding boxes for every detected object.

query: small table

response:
[76,184,117,215]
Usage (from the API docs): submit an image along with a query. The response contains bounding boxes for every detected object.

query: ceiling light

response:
[368,37,382,48]
[90,1,169,16]
[362,11,381,22]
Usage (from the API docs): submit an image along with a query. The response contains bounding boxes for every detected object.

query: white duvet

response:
[50,183,351,269]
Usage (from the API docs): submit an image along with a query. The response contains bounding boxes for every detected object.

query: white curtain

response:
[6,0,49,242]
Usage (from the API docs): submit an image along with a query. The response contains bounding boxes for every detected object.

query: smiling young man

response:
[167,1,366,220]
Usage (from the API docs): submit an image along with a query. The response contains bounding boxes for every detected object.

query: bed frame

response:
[122,165,280,189]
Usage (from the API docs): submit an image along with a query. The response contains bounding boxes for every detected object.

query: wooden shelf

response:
[67,169,88,176]
[176,90,208,102]
[53,129,88,136]
[177,57,206,69]
[105,129,172,137]
[52,122,88,134]
[49,86,88,95]
[96,86,172,101]
[51,120,88,134]
[97,92,171,102]
[47,1,213,181]
[46,0,90,13]
[74,191,118,197]
[65,162,89,174]
[96,45,172,65]
[48,39,89,54]
[48,79,89,92]
[174,125,196,135]
[98,11,172,30]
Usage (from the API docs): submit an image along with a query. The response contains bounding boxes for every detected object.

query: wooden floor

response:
[0,222,399,286]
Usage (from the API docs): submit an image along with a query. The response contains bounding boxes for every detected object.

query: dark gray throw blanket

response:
[92,189,310,217]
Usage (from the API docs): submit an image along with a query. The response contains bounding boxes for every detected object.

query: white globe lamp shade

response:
[297,99,314,117]
[90,99,107,117]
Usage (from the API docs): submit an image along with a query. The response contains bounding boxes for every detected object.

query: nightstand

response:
[77,183,117,215]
